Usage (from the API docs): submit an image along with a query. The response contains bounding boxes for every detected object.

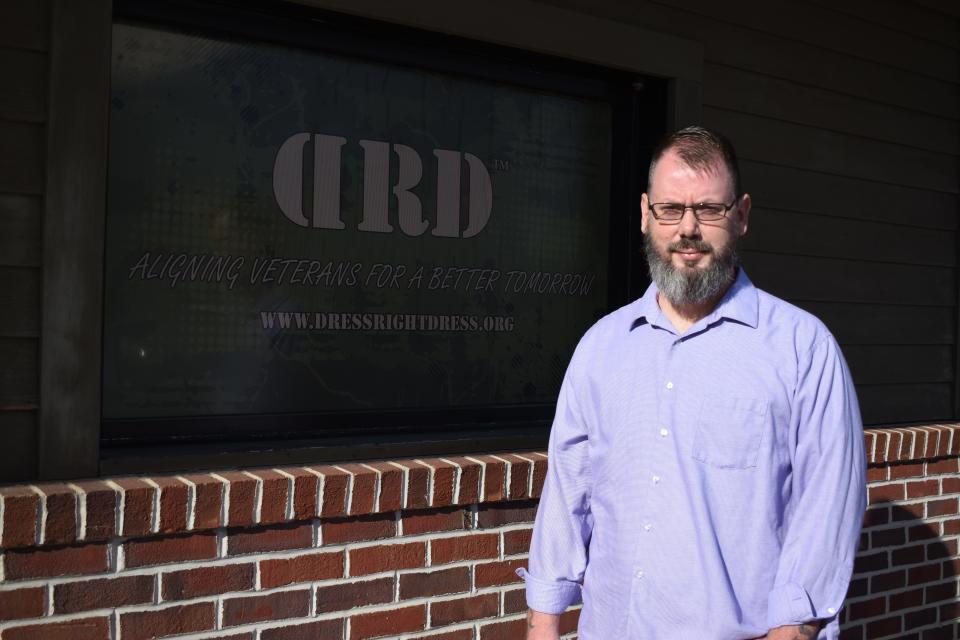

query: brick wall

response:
[0,426,957,640]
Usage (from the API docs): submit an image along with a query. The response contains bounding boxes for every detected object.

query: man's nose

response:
[676,207,701,236]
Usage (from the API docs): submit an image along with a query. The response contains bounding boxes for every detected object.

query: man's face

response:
[640,148,751,306]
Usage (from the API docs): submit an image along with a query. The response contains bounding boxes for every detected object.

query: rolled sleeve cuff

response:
[767,582,818,629]
[516,567,582,615]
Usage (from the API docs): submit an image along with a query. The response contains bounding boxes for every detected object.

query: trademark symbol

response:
[494,159,511,172]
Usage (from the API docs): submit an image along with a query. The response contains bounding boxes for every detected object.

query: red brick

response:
[888,587,923,612]
[223,589,310,626]
[926,581,957,604]
[907,479,940,498]
[0,587,44,621]
[431,533,499,564]
[869,569,905,593]
[338,463,377,515]
[846,578,867,599]
[36,484,77,545]
[886,431,904,462]
[124,532,217,568]
[316,577,393,614]
[153,477,188,534]
[475,559,527,588]
[928,539,957,560]
[866,466,887,482]
[405,463,430,510]
[943,557,960,577]
[418,459,457,507]
[400,566,470,599]
[907,563,941,585]
[5,543,108,580]
[407,631,474,640]
[871,527,905,548]
[227,523,312,556]
[479,617,526,640]
[219,471,257,527]
[444,457,481,506]
[3,617,110,640]
[249,469,289,524]
[114,477,155,537]
[162,563,255,600]
[476,456,506,502]
[0,486,39,547]
[839,625,863,640]
[322,513,395,545]
[503,587,527,615]
[943,476,960,494]
[559,608,580,634]
[850,596,887,620]
[363,462,403,512]
[477,501,538,528]
[863,507,889,528]
[939,600,960,622]
[865,616,901,637]
[928,497,958,517]
[311,466,349,517]
[261,620,344,640]
[869,483,905,504]
[431,593,499,626]
[503,455,532,500]
[260,551,344,588]
[905,606,938,630]
[893,501,925,521]
[909,523,938,542]
[54,574,154,613]
[73,481,117,541]
[891,544,925,566]
[121,602,216,640]
[350,604,426,639]
[402,507,469,536]
[531,454,548,498]
[854,551,887,573]
[928,458,959,475]
[275,468,319,521]
[890,462,926,480]
[504,528,533,555]
[350,541,425,576]
[943,517,960,535]
[180,473,224,530]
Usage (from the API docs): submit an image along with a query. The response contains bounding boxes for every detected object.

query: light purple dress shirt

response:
[520,269,867,640]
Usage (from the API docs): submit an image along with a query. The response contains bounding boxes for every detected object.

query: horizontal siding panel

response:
[856,383,953,426]
[0,120,44,194]
[796,301,955,346]
[911,0,960,20]
[801,0,960,51]
[742,208,956,268]
[843,344,953,385]
[741,252,955,306]
[705,107,959,194]
[0,0,49,52]
[544,0,960,118]
[0,337,38,410]
[703,63,959,156]
[0,410,36,482]
[741,161,957,231]
[0,194,41,267]
[0,47,47,123]
[660,0,959,83]
[0,267,40,337]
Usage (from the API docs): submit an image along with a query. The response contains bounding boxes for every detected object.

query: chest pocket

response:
[692,396,768,469]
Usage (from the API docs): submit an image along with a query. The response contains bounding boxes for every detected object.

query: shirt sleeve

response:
[519,361,594,615]
[767,335,867,630]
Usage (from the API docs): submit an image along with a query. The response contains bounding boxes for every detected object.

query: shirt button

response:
[652,475,661,484]
[635,570,645,578]
[827,607,836,615]
[665,381,674,389]
[643,523,652,531]
[659,428,669,437]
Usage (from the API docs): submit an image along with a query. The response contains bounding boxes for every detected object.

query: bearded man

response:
[519,126,866,640]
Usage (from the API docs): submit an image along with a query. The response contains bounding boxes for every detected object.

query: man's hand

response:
[760,622,822,640]
[526,608,561,640]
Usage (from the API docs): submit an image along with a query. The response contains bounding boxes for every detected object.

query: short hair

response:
[647,126,742,197]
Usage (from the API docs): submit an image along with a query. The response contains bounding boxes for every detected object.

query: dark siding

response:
[543,0,960,425]
[0,0,46,480]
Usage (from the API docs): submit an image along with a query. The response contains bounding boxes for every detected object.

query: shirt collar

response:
[631,268,759,331]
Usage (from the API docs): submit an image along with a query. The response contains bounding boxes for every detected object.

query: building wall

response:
[0,426,958,639]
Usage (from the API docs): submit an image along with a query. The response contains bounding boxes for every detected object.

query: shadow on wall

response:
[840,502,958,640]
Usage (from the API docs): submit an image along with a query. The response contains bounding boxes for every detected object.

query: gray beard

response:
[643,233,739,307]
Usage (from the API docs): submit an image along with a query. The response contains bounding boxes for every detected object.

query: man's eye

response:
[659,205,684,215]
[697,205,724,215]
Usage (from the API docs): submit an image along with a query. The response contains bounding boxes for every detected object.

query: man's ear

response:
[736,193,751,237]
[641,192,650,234]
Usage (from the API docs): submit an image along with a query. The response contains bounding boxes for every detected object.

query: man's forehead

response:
[649,149,734,194]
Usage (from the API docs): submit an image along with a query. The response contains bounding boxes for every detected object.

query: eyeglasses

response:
[648,197,739,223]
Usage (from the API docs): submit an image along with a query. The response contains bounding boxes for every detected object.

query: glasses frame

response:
[647,196,740,224]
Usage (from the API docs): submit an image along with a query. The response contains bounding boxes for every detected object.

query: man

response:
[519,126,866,640]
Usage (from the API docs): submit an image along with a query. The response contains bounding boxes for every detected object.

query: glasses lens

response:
[695,204,726,221]
[654,204,684,220]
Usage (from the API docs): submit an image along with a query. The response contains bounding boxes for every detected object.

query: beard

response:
[643,233,739,307]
